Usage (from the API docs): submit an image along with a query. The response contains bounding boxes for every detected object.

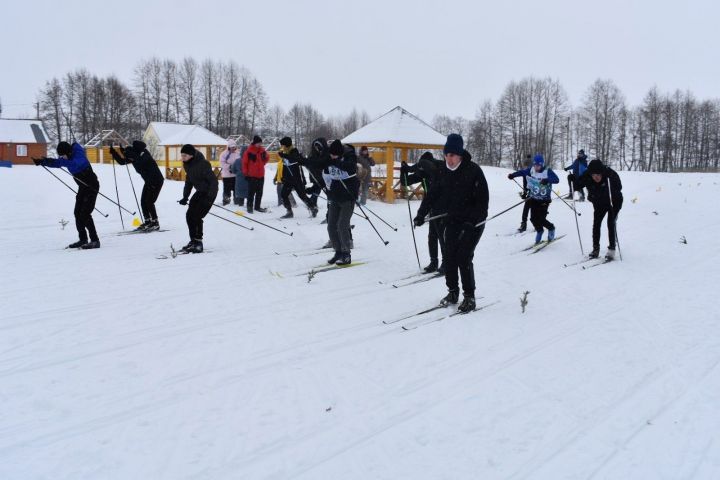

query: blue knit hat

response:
[533,154,545,167]
[443,134,464,156]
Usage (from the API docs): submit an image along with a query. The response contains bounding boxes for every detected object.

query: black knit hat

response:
[280,136,292,147]
[443,134,464,156]
[133,140,147,151]
[329,140,344,156]
[252,135,262,145]
[180,144,196,156]
[419,151,434,161]
[587,159,604,175]
[57,141,72,157]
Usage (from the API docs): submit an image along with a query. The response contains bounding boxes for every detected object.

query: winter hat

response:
[328,140,344,156]
[280,136,292,147]
[312,138,327,152]
[587,159,604,175]
[251,135,262,145]
[181,144,196,156]
[133,140,147,151]
[419,151,434,161]
[360,146,369,153]
[227,139,237,149]
[533,154,545,167]
[578,149,585,155]
[57,141,72,157]
[443,134,464,156]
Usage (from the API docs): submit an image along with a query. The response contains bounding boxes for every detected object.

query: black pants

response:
[593,200,623,249]
[568,174,585,195]
[246,177,264,209]
[521,198,531,223]
[327,200,355,253]
[443,222,484,295]
[529,198,555,232]
[141,181,163,221]
[282,180,313,211]
[222,177,235,200]
[306,184,322,208]
[428,218,445,261]
[186,193,214,241]
[74,185,99,242]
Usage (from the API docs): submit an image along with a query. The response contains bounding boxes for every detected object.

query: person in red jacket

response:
[241,135,269,213]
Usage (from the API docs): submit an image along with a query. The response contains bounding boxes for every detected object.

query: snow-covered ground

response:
[1,163,719,479]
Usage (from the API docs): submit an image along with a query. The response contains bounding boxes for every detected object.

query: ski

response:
[390,273,444,288]
[563,257,596,268]
[529,234,567,254]
[383,296,486,325]
[116,229,169,236]
[582,258,614,270]
[402,300,500,330]
[299,262,366,276]
[156,250,212,259]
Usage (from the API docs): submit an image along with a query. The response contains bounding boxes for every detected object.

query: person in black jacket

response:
[414,134,489,313]
[301,137,329,211]
[278,136,319,219]
[177,144,218,253]
[109,140,164,231]
[581,159,623,260]
[323,140,359,266]
[517,154,532,232]
[401,151,446,273]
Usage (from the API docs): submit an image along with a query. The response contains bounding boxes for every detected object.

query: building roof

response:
[147,122,227,146]
[0,119,50,144]
[341,106,446,146]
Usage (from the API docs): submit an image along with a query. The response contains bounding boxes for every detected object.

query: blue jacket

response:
[509,167,559,201]
[564,155,588,177]
[41,142,91,175]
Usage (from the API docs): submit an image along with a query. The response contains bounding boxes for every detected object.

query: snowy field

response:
[1,163,720,480]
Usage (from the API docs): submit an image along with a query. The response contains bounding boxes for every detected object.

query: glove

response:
[507,173,513,180]
[178,198,188,206]
[278,151,287,159]
[540,179,549,185]
[413,216,425,227]
[32,157,44,166]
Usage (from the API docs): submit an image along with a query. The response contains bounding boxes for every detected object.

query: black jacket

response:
[279,147,306,185]
[401,156,444,189]
[581,166,622,209]
[182,151,219,201]
[323,144,359,203]
[109,141,164,186]
[417,151,489,225]
[301,138,329,189]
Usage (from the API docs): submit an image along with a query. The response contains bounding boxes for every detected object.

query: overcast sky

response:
[2,0,719,122]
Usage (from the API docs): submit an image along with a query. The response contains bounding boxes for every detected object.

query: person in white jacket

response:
[220,139,239,205]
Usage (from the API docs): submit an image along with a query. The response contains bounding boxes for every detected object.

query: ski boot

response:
[578,194,585,202]
[327,251,342,264]
[336,253,352,266]
[144,220,160,232]
[80,240,101,249]
[588,246,600,259]
[180,240,195,253]
[605,248,616,261]
[310,206,319,218]
[68,239,88,249]
[134,221,149,232]
[457,294,476,313]
[222,195,231,206]
[565,193,573,200]
[255,207,268,213]
[535,229,544,244]
[280,210,294,219]
[247,205,254,214]
[440,290,459,307]
[517,221,527,233]
[423,259,439,273]
[548,229,556,242]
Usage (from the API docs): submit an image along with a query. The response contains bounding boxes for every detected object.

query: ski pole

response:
[424,213,448,223]
[512,177,580,216]
[473,198,527,228]
[58,167,137,216]
[569,179,584,256]
[207,210,254,231]
[406,174,421,269]
[40,165,109,217]
[338,178,389,246]
[126,165,143,223]
[212,203,293,236]
[607,177,623,261]
[111,153,125,230]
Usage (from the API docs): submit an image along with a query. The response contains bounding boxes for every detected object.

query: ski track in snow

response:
[1,165,720,479]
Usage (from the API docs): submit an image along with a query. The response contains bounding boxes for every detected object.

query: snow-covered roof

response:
[0,119,50,143]
[147,122,227,146]
[341,106,446,146]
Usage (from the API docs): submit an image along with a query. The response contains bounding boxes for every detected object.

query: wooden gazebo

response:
[342,106,446,203]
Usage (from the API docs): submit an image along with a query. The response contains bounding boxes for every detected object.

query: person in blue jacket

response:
[34,141,101,249]
[508,154,559,244]
[564,149,588,200]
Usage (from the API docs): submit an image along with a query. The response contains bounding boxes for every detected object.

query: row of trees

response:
[438,77,720,172]
[37,57,369,151]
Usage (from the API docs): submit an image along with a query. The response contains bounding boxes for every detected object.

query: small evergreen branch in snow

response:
[59,218,69,230]
[679,236,687,244]
[307,269,316,283]
[170,244,178,259]
[520,291,530,313]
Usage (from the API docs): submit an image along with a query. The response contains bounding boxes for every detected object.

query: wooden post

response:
[400,148,409,199]
[165,146,170,180]
[385,145,394,203]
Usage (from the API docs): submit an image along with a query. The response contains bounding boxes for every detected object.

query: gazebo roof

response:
[341,106,446,147]
[148,122,227,146]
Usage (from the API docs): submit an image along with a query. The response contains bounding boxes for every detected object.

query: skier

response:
[401,151,446,274]
[517,154,532,232]
[219,139,238,205]
[241,135,269,213]
[581,159,623,260]
[108,140,164,231]
[33,141,101,249]
[301,137,329,212]
[357,146,375,205]
[229,143,248,206]
[508,154,559,244]
[323,140,359,266]
[414,134,489,313]
[177,144,218,253]
[564,149,588,200]
[277,136,319,219]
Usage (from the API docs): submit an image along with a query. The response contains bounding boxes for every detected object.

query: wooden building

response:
[0,119,50,165]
